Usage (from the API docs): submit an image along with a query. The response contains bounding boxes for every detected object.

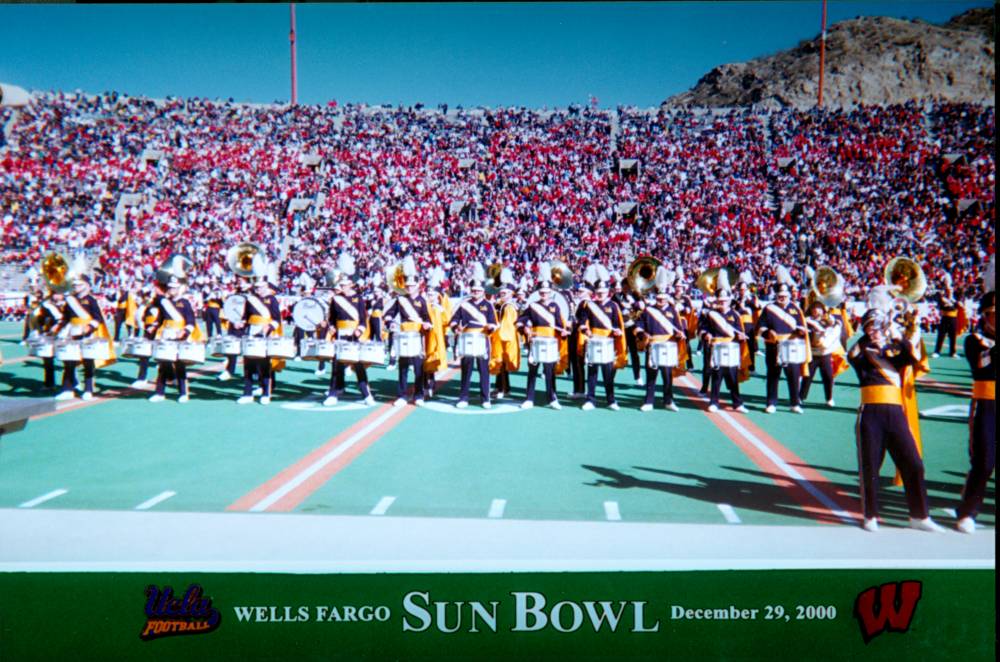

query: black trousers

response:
[684,337,695,370]
[855,403,929,520]
[329,361,371,398]
[42,357,56,388]
[586,363,616,405]
[709,366,743,407]
[700,344,712,392]
[113,309,127,340]
[644,364,675,406]
[458,356,490,403]
[226,327,245,374]
[934,316,957,356]
[397,356,425,399]
[765,343,802,407]
[958,399,996,520]
[569,331,585,394]
[243,357,272,396]
[155,361,188,396]
[136,329,158,381]
[525,361,557,404]
[626,327,641,380]
[746,332,758,370]
[203,308,223,338]
[800,353,834,402]
[494,368,511,395]
[61,359,95,393]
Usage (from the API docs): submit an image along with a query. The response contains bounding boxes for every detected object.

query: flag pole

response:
[290,4,298,105]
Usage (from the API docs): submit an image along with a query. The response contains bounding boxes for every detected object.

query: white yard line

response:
[370,496,396,516]
[488,499,507,519]
[135,491,177,511]
[18,489,68,508]
[604,501,621,521]
[717,504,741,524]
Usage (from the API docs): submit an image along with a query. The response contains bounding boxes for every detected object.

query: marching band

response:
[15,246,995,533]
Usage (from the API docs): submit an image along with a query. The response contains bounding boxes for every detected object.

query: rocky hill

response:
[665,8,995,109]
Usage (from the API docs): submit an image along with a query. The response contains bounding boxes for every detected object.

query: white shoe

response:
[791,405,804,414]
[364,395,376,406]
[608,403,620,411]
[549,401,562,410]
[259,396,271,406]
[931,352,940,358]
[456,400,469,409]
[640,404,653,412]
[54,390,76,401]
[827,399,835,407]
[414,398,425,407]
[314,368,326,376]
[956,517,976,534]
[862,518,879,532]
[148,394,165,403]
[253,386,264,397]
[237,395,254,405]
[520,401,534,410]
[581,402,595,411]
[393,397,407,407]
[178,395,189,404]
[482,401,492,409]
[707,404,719,413]
[734,405,749,413]
[218,370,231,382]
[81,392,94,401]
[635,376,645,387]
[323,396,338,406]
[667,402,680,412]
[131,379,149,389]
[909,517,945,533]
[765,405,776,414]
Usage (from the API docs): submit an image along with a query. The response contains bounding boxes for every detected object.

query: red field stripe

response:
[676,374,859,524]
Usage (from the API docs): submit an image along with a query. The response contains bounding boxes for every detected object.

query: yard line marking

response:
[135,491,177,511]
[676,374,857,526]
[717,504,741,524]
[230,368,459,513]
[370,496,396,516]
[940,508,957,518]
[488,499,507,519]
[604,501,621,521]
[19,489,68,508]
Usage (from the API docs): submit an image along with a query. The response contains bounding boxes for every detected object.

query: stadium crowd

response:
[0,92,994,321]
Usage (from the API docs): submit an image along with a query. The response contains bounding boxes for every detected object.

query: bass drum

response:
[292,296,329,332]
[222,294,248,325]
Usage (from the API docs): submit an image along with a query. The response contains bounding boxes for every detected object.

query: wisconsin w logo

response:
[852,581,923,644]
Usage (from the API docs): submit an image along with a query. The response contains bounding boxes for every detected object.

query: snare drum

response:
[80,338,110,362]
[529,336,559,364]
[242,337,268,359]
[177,342,206,365]
[778,338,808,365]
[122,338,154,358]
[335,340,361,364]
[55,341,82,362]
[152,340,179,362]
[648,341,678,369]
[301,339,336,361]
[393,331,423,358]
[456,332,488,359]
[359,341,386,366]
[711,342,741,368]
[28,338,55,359]
[585,336,615,365]
[266,337,297,359]
[210,336,242,357]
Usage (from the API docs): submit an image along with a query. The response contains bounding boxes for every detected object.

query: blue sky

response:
[0,2,990,108]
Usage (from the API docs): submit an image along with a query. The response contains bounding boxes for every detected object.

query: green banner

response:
[0,570,993,660]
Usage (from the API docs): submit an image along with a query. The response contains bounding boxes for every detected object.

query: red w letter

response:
[853,581,923,644]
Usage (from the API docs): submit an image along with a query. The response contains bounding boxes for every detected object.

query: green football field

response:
[0,321,993,571]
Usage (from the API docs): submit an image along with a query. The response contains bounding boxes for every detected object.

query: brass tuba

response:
[884,257,926,328]
[626,256,661,295]
[383,261,409,295]
[226,242,264,278]
[549,259,575,291]
[484,262,504,296]
[810,266,845,308]
[41,252,73,293]
[695,266,738,297]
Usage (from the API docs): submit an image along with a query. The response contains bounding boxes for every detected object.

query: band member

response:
[799,300,847,407]
[112,285,137,341]
[236,265,283,405]
[618,284,644,386]
[848,309,942,533]
[635,267,686,412]
[148,273,201,403]
[698,287,749,413]
[422,266,451,399]
[734,277,759,371]
[323,255,375,407]
[756,282,809,413]
[697,292,714,394]
[34,288,65,389]
[203,287,224,338]
[384,257,433,406]
[519,265,569,410]
[932,277,962,358]
[674,276,697,372]
[568,283,591,399]
[956,290,995,533]
[52,266,116,401]
[451,265,498,409]
[219,279,249,382]
[132,283,165,388]
[578,264,627,411]
[489,270,520,399]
